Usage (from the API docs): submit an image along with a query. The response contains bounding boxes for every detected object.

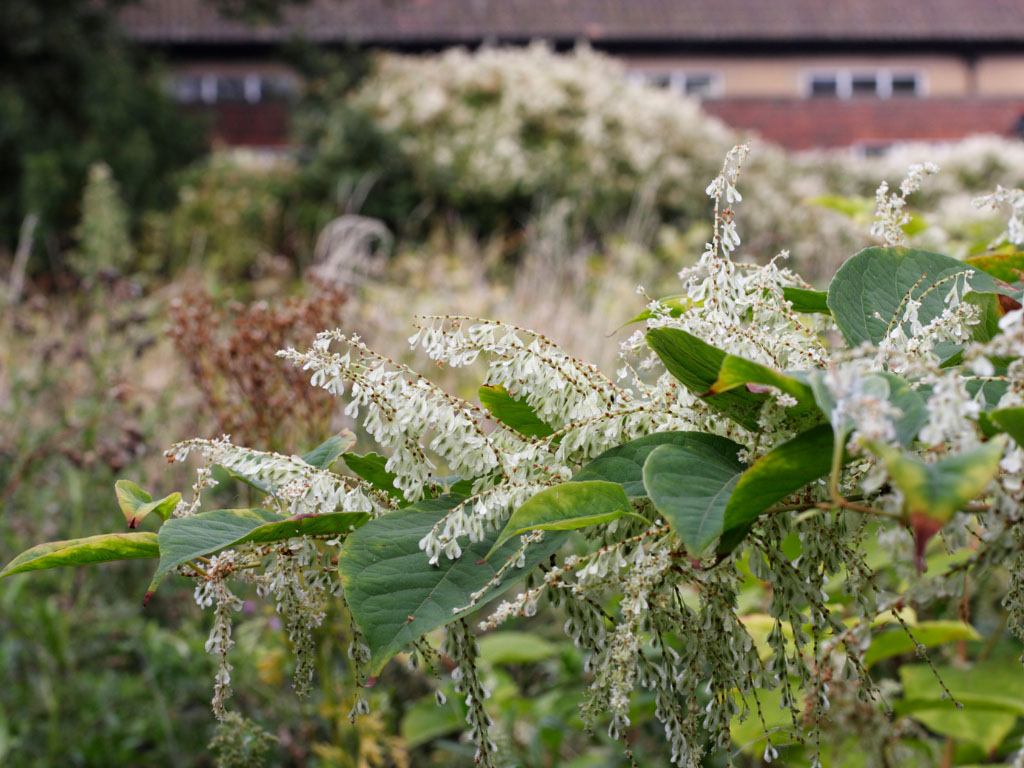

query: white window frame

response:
[244,74,262,104]
[802,69,924,99]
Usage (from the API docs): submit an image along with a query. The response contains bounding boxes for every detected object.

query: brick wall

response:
[184,102,292,148]
[703,98,1024,149]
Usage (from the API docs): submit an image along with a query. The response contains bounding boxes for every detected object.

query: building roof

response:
[119,0,1024,47]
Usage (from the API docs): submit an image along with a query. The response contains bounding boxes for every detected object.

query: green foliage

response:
[479,385,555,439]
[0,0,204,266]
[827,245,1004,347]
[642,442,745,555]
[645,326,770,430]
[0,532,159,578]
[149,508,370,596]
[337,496,567,676]
[115,480,180,528]
[487,481,636,557]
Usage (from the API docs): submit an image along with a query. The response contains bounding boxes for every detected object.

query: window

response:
[628,70,721,98]
[171,73,299,105]
[805,70,922,100]
[890,73,919,97]
[851,74,878,97]
[682,74,716,97]
[809,75,840,98]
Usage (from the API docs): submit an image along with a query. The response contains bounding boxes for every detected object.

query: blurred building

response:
[119,0,1024,151]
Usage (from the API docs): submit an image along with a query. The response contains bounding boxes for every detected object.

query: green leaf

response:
[964,251,1024,284]
[708,355,822,423]
[146,508,370,599]
[645,327,767,430]
[899,661,1024,751]
[910,707,1015,753]
[477,631,559,665]
[486,481,635,559]
[618,294,693,328]
[338,495,567,676]
[642,443,746,555]
[782,286,831,315]
[1,532,159,578]
[400,694,466,747]
[863,621,980,668]
[827,246,1005,348]
[868,438,1005,538]
[343,452,406,505]
[900,660,1024,717]
[300,429,356,470]
[478,385,554,439]
[720,424,842,553]
[114,479,181,528]
[990,407,1024,445]
[572,431,746,498]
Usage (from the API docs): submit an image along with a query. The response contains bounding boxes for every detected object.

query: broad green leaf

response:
[478,631,558,665]
[343,452,407,505]
[782,286,830,315]
[478,385,554,439]
[642,443,746,555]
[720,424,843,553]
[964,251,1024,284]
[486,481,634,559]
[708,355,822,423]
[991,407,1024,445]
[400,693,466,747]
[300,429,356,469]
[146,508,370,599]
[869,438,1005,541]
[863,621,980,668]
[1,532,159,578]
[827,246,1004,348]
[338,495,567,676]
[910,707,1015,753]
[572,431,746,498]
[900,660,1024,717]
[645,327,767,430]
[115,479,180,528]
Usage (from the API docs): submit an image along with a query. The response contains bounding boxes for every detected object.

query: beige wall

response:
[622,54,993,98]
[976,55,1024,96]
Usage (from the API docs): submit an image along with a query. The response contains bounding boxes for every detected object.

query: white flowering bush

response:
[8,147,1024,766]
[311,42,732,234]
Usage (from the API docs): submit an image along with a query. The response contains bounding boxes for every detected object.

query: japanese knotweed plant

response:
[9,146,1024,767]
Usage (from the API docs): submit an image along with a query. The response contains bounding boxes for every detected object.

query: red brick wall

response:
[184,102,292,148]
[703,98,1024,149]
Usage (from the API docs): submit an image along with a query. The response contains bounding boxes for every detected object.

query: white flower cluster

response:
[442,619,498,768]
[280,332,505,502]
[974,184,1024,246]
[871,162,940,246]
[256,537,341,697]
[352,43,730,215]
[167,436,382,518]
[195,552,243,718]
